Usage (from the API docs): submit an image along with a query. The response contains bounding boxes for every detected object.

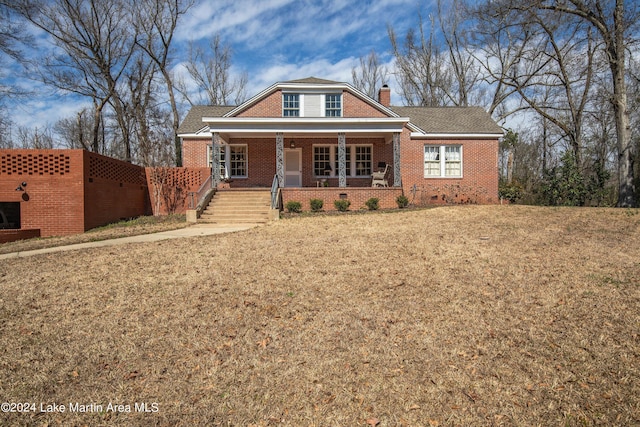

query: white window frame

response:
[324,93,342,117]
[423,145,463,178]
[283,93,300,117]
[208,144,248,179]
[313,144,372,178]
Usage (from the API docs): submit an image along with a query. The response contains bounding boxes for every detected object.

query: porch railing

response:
[188,175,215,217]
[270,174,282,210]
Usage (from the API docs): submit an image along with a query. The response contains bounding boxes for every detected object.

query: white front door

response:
[284,149,302,187]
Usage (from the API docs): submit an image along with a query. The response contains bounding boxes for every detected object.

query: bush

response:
[365,197,379,210]
[333,199,351,212]
[285,201,302,213]
[499,181,523,203]
[310,198,324,212]
[396,195,409,208]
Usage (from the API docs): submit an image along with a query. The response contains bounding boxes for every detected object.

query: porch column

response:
[393,132,401,187]
[212,132,221,188]
[338,132,346,187]
[276,132,284,187]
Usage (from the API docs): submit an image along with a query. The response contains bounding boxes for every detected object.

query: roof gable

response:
[223,77,397,118]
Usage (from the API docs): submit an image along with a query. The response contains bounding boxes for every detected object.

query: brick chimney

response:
[378,84,391,107]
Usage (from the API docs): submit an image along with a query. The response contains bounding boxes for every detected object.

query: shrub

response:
[499,181,523,203]
[333,199,351,212]
[310,198,324,212]
[285,201,302,213]
[396,195,409,208]
[365,197,379,210]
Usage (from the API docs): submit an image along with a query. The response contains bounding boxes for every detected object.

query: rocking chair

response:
[371,162,389,187]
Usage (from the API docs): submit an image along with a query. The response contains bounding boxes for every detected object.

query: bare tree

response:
[502,12,595,169]
[54,108,95,150]
[15,125,55,148]
[388,0,481,107]
[388,12,452,106]
[177,34,248,106]
[11,0,138,156]
[133,0,194,166]
[535,0,638,206]
[351,50,389,99]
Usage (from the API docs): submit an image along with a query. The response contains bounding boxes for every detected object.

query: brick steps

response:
[199,190,271,224]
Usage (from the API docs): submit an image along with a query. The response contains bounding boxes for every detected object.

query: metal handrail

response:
[270,174,281,210]
[188,175,215,216]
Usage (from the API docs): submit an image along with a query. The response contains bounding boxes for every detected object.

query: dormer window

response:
[283,94,300,117]
[325,94,341,117]
[282,92,342,117]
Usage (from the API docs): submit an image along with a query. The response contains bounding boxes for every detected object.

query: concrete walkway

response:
[0,223,259,260]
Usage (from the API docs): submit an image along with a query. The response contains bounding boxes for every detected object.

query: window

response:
[313,145,371,177]
[424,145,462,178]
[354,146,372,176]
[283,94,300,116]
[314,146,331,176]
[325,94,342,117]
[229,145,247,177]
[208,144,248,178]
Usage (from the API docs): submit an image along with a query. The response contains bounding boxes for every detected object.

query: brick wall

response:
[146,167,210,215]
[0,149,150,238]
[182,138,211,168]
[398,133,500,204]
[0,229,41,244]
[0,149,86,237]
[282,187,403,211]
[237,90,282,117]
[343,91,388,118]
[83,151,150,230]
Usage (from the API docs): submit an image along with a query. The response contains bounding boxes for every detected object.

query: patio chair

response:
[371,162,389,187]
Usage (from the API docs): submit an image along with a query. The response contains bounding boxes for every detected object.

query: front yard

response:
[0,206,638,426]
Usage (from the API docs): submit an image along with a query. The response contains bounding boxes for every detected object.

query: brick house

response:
[178,77,503,210]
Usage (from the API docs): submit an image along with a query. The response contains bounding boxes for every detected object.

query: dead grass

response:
[0,205,638,426]
[0,214,188,255]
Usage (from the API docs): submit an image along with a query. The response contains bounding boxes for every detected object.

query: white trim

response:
[202,117,409,134]
[423,144,463,179]
[312,144,373,178]
[412,132,504,139]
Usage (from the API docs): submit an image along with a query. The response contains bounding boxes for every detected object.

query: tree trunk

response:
[611,2,635,207]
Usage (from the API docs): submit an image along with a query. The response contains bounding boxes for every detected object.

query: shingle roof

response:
[177,105,235,134]
[178,94,502,137]
[283,77,341,85]
[391,106,503,134]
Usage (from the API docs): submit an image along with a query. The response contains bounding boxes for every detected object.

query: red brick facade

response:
[180,83,500,208]
[282,187,403,211]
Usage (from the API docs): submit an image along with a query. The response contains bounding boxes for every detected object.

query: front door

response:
[284,149,302,187]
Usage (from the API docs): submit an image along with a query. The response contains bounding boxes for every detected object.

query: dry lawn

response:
[0,205,638,426]
[0,215,188,255]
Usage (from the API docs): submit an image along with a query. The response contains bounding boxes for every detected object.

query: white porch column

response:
[338,132,346,187]
[393,132,401,187]
[276,132,284,187]
[212,132,221,188]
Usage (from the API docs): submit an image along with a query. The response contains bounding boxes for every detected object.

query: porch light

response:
[290,140,295,148]
[323,164,332,175]
[15,182,27,192]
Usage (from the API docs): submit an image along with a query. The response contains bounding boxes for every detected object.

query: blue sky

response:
[5,0,432,129]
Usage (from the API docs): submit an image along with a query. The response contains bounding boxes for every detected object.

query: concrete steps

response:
[199,190,272,224]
